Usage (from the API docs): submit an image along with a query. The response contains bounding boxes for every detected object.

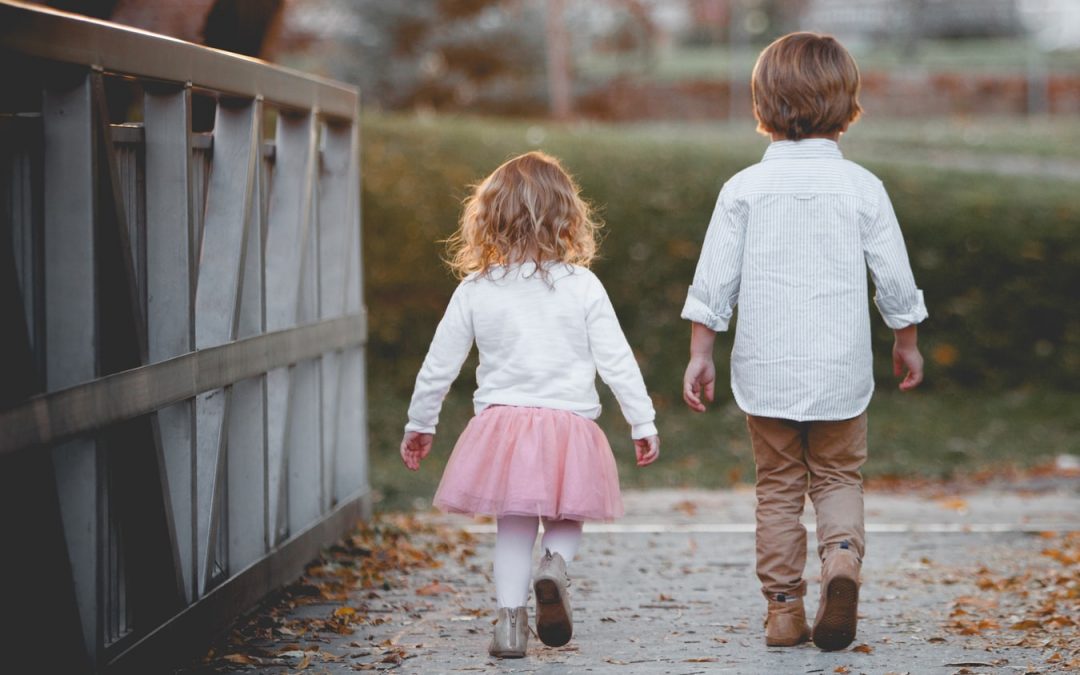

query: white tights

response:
[494,515,583,608]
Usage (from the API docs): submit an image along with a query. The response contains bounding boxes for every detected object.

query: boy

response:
[681,32,926,651]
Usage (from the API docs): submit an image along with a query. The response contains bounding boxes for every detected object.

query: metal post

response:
[227,97,268,572]
[192,98,259,596]
[144,83,196,603]
[43,67,99,662]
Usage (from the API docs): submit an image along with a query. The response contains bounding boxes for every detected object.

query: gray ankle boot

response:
[488,606,528,658]
[534,549,573,647]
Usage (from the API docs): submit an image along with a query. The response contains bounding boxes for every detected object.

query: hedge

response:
[361,114,1080,402]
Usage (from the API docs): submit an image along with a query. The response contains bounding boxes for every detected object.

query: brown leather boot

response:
[765,594,811,646]
[813,542,861,651]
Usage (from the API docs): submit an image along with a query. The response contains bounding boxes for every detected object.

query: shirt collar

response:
[762,138,843,161]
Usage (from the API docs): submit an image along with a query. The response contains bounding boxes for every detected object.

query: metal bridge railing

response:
[0,2,368,671]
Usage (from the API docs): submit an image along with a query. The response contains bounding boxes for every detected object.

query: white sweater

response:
[405,263,658,439]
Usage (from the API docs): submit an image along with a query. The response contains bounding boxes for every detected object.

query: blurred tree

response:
[327,0,549,114]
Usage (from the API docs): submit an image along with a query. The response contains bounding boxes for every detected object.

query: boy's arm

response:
[680,189,746,332]
[864,182,927,391]
[863,182,928,330]
[680,187,744,411]
[683,322,717,412]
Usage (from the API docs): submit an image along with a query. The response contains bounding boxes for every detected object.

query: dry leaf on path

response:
[673,500,698,516]
[416,580,454,595]
[222,653,258,665]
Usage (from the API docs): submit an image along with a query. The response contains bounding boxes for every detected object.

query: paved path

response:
[185,481,1079,674]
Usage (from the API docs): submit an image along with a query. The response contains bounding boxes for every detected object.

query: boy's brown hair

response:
[751,32,862,141]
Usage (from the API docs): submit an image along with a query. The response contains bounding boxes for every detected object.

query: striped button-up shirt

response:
[681,139,928,421]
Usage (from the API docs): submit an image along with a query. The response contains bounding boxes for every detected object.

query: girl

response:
[400,151,660,659]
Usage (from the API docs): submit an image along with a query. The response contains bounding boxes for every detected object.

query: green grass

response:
[533,116,1080,164]
[359,112,1080,511]
[369,387,1080,512]
[842,116,1080,162]
[579,39,1080,82]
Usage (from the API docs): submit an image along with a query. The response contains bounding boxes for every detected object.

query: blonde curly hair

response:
[446,151,601,279]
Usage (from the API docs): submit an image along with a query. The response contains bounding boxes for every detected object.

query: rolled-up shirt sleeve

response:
[863,182,928,329]
[681,187,746,332]
[405,283,475,434]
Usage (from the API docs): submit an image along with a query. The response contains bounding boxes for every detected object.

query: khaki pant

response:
[746,413,867,599]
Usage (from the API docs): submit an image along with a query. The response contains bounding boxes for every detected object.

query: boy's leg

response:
[495,515,539,608]
[805,413,867,651]
[746,415,811,599]
[805,413,867,561]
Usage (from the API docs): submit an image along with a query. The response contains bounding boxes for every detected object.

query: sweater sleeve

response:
[862,182,928,329]
[584,274,657,439]
[405,282,475,434]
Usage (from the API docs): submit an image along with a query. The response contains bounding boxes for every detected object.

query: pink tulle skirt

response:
[433,405,624,521]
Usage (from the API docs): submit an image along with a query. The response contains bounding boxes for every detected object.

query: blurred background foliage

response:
[54,0,1078,507]
[361,113,1079,509]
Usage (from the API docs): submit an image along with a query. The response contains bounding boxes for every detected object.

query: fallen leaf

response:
[685,657,718,662]
[295,653,311,670]
[673,500,698,516]
[853,643,874,654]
[937,497,968,511]
[416,580,453,596]
[1010,619,1043,631]
[222,653,258,665]
[834,667,850,674]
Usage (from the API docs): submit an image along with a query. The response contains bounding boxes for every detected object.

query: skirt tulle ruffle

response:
[433,405,624,521]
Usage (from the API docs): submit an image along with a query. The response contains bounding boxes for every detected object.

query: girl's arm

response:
[405,283,475,436]
[584,275,657,440]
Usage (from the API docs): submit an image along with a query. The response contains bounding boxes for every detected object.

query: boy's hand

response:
[682,356,716,412]
[635,435,660,467]
[400,431,433,471]
[892,325,924,391]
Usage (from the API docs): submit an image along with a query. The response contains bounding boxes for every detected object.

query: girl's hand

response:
[635,435,660,467]
[400,431,433,471]
[683,356,716,412]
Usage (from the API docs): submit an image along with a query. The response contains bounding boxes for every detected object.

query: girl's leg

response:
[540,518,583,562]
[495,515,539,607]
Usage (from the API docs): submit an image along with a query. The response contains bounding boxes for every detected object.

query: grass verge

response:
[368,387,1080,512]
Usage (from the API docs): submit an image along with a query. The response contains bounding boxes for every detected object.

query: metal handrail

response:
[0,0,358,119]
[0,3,368,672]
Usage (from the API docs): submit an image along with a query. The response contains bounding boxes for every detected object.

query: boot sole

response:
[488,648,526,659]
[813,576,858,651]
[766,632,810,647]
[534,578,572,647]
